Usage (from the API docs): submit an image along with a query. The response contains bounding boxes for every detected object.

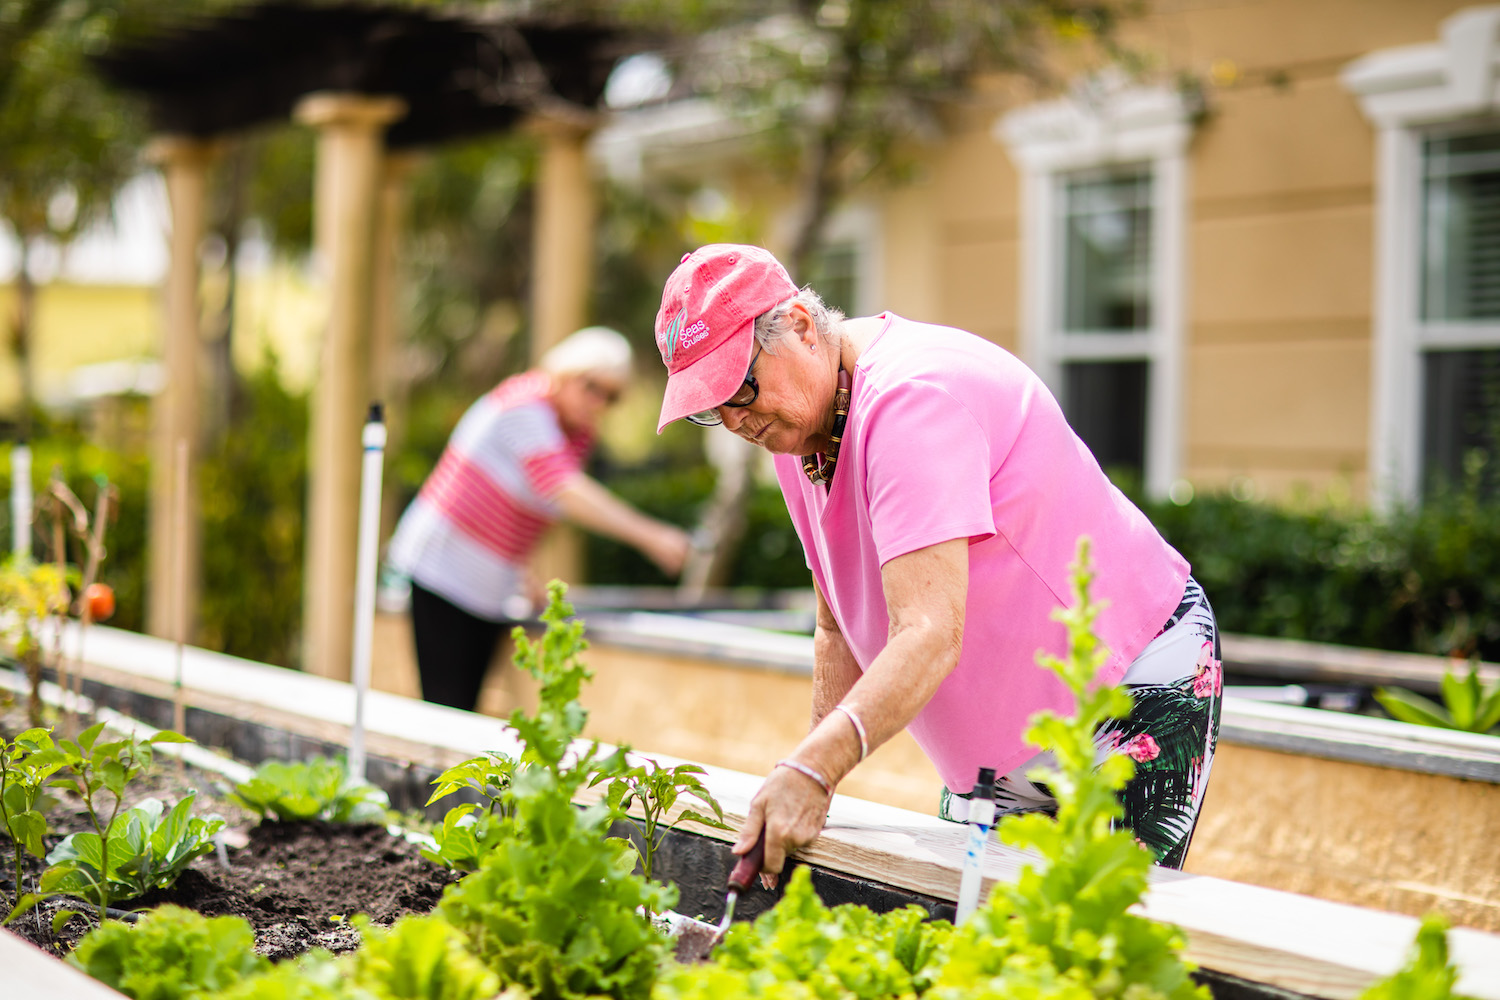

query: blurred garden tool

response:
[713,827,767,945]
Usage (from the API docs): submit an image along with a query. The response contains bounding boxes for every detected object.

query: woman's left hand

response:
[734,764,830,889]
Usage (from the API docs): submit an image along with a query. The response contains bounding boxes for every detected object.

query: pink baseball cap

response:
[655,244,798,432]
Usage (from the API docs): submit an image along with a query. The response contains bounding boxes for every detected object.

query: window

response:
[1345,8,1500,504]
[1418,132,1500,492]
[805,242,860,317]
[1058,169,1155,477]
[999,82,1193,497]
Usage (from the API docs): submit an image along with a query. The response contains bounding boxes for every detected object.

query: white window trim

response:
[995,81,1194,498]
[1343,5,1500,508]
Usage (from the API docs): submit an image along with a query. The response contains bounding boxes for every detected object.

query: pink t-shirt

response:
[773,314,1190,792]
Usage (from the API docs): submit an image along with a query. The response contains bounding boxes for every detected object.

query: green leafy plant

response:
[43,795,225,911]
[939,538,1205,1000]
[230,755,390,824]
[658,868,948,1000]
[436,581,672,1000]
[1376,660,1500,735]
[0,726,64,922]
[68,904,271,1000]
[349,913,502,1000]
[420,751,516,870]
[16,721,193,924]
[595,759,730,884]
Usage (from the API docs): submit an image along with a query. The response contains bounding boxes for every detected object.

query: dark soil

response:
[6,817,461,961]
[1,697,459,961]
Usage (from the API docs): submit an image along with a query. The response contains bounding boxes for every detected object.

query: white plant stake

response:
[11,441,31,560]
[348,403,386,783]
[955,766,997,924]
[172,438,190,744]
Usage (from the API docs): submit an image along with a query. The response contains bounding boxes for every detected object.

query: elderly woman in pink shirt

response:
[654,244,1222,882]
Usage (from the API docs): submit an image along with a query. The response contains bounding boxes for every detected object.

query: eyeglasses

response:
[685,346,763,426]
[582,378,623,406]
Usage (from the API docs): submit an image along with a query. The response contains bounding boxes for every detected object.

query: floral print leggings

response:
[939,577,1223,870]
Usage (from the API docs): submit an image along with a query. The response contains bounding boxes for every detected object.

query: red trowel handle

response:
[727,828,768,892]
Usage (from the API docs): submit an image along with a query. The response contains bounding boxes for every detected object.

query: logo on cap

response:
[661,307,709,365]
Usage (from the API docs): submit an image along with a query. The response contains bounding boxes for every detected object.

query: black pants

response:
[409,582,516,711]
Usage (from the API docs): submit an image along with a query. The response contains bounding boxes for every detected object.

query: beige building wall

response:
[868,0,1474,500]
[0,283,159,412]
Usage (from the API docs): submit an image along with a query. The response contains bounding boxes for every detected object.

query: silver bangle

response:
[776,759,833,797]
[832,704,869,762]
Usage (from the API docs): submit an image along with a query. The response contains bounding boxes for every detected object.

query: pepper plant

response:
[595,759,730,884]
[20,720,193,925]
[0,726,64,923]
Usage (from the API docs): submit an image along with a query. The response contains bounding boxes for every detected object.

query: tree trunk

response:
[682,17,866,594]
[12,239,36,442]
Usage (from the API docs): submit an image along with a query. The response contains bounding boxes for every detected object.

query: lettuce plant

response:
[436,582,672,1000]
[43,794,225,909]
[230,755,390,824]
[68,904,270,1000]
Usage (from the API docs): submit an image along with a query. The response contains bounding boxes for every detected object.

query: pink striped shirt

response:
[388,373,592,619]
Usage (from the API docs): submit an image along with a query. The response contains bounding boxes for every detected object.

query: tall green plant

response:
[436,582,672,1000]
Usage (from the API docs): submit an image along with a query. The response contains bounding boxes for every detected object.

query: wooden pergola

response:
[96,1,637,679]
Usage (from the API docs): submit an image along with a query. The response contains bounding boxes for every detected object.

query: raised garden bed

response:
[7,588,1500,1000]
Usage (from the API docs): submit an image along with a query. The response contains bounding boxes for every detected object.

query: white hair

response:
[539,326,634,379]
[753,287,845,354]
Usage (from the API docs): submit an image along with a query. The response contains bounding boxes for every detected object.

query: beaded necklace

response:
[802,366,851,489]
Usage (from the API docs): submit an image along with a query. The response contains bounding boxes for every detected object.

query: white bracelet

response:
[775,759,833,797]
[832,704,869,762]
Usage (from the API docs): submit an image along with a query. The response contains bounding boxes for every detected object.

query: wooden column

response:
[527,115,598,588]
[371,152,418,541]
[145,137,216,642]
[295,93,405,679]
[528,116,598,363]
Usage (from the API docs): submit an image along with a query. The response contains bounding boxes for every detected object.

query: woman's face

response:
[717,304,838,455]
[551,371,625,435]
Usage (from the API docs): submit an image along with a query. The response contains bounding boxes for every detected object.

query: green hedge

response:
[585,469,1500,661]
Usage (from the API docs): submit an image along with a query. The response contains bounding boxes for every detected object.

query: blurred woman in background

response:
[390,325,690,711]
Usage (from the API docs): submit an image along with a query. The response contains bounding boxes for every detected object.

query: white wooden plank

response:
[1,929,127,999]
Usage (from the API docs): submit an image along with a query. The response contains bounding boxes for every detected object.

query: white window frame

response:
[996,81,1193,498]
[1344,5,1500,508]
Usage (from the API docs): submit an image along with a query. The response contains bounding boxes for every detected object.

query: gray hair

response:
[753,287,845,354]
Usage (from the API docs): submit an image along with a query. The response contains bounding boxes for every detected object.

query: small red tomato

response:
[84,582,115,622]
